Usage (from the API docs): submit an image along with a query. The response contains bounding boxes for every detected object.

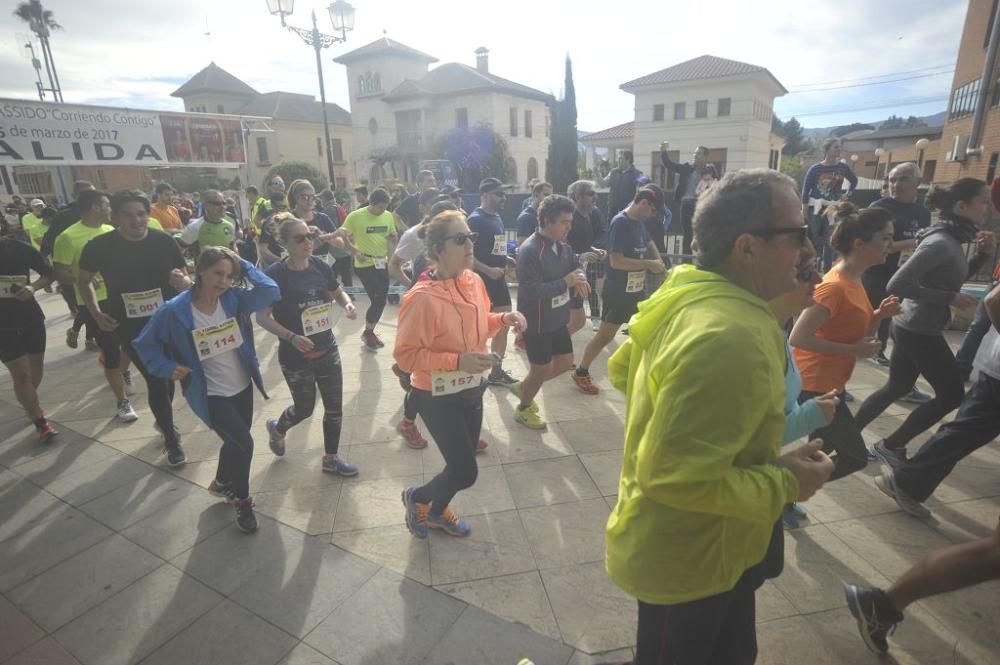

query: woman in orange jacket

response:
[394,210,526,539]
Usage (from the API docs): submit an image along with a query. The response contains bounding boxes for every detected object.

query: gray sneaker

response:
[897,388,931,404]
[487,367,517,386]
[868,440,906,470]
[874,469,931,518]
[116,399,138,423]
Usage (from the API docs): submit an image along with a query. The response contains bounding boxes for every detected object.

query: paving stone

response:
[519,498,610,570]
[2,637,84,665]
[504,456,601,509]
[331,523,432,585]
[437,570,562,641]
[427,509,536,585]
[78,469,202,531]
[422,604,573,665]
[0,594,46,662]
[541,562,635,654]
[120,492,233,560]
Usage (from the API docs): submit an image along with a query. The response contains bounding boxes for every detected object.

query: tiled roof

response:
[333,37,438,64]
[620,55,787,93]
[235,92,350,125]
[171,62,257,98]
[383,63,553,103]
[579,121,634,142]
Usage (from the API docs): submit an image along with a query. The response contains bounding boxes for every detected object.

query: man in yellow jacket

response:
[604,169,834,665]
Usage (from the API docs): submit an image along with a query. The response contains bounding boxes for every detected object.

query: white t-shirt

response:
[394,225,425,263]
[191,301,250,397]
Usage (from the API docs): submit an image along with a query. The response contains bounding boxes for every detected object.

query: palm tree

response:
[14,0,63,101]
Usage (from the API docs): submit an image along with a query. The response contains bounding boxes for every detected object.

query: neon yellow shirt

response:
[53,221,114,302]
[342,207,395,268]
[146,217,164,231]
[21,213,46,249]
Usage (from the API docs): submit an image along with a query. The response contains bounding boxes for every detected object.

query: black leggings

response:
[854,324,965,450]
[122,331,177,444]
[680,199,696,258]
[332,255,353,287]
[355,265,389,325]
[403,387,419,421]
[411,385,483,516]
[207,386,254,499]
[860,270,892,348]
[798,390,868,481]
[275,349,344,455]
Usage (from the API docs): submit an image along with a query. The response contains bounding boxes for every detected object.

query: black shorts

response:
[524,327,573,365]
[79,305,122,369]
[480,272,511,308]
[570,293,584,309]
[0,319,46,363]
[602,293,642,326]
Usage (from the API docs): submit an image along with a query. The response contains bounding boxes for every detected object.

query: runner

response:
[341,188,396,350]
[252,176,287,230]
[468,178,518,386]
[854,179,992,468]
[53,189,139,422]
[396,210,526,538]
[150,183,183,231]
[0,235,57,441]
[25,205,54,251]
[245,186,267,235]
[180,189,239,251]
[394,170,437,229]
[566,180,608,332]
[512,195,598,429]
[256,216,359,475]
[573,189,666,393]
[801,138,859,272]
[515,181,552,244]
[20,199,45,248]
[134,247,279,533]
[286,179,345,262]
[790,202,901,482]
[78,189,191,465]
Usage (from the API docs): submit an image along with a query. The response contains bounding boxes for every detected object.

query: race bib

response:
[192,317,243,360]
[121,288,164,318]
[626,271,645,293]
[0,275,27,298]
[492,234,507,256]
[373,257,387,270]
[431,370,483,396]
[551,291,570,308]
[301,302,334,335]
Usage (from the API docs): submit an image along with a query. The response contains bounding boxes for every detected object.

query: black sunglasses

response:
[444,232,478,245]
[291,233,318,244]
[748,224,809,247]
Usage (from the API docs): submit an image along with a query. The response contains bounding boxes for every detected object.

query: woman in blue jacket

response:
[134,247,279,533]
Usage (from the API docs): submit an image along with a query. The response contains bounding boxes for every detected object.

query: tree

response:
[432,124,514,191]
[14,0,62,102]
[831,123,876,137]
[881,114,904,130]
[780,154,807,189]
[778,117,812,155]
[264,161,329,192]
[546,55,578,193]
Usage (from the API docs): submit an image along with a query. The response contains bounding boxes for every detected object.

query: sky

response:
[0,0,969,132]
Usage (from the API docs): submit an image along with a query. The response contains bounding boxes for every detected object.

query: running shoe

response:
[844,583,904,655]
[66,328,79,349]
[391,363,412,391]
[164,442,187,467]
[322,455,359,476]
[572,371,599,395]
[397,418,428,449]
[790,502,808,519]
[36,421,57,443]
[361,330,380,351]
[208,479,236,502]
[842,391,854,403]
[590,318,600,331]
[427,506,471,537]
[401,487,430,538]
[509,381,538,410]
[869,440,906,470]
[874,469,931,518]
[116,399,138,423]
[515,404,547,430]
[234,497,259,533]
[898,388,931,404]
[781,505,801,530]
[874,351,890,367]
[266,418,286,456]
[487,366,517,387]
[85,338,99,351]
[122,369,136,396]
[476,438,488,453]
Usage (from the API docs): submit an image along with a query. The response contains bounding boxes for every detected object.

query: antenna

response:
[203,14,214,58]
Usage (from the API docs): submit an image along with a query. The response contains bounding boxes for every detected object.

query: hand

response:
[488,266,506,281]
[647,259,667,275]
[564,270,591,298]
[976,230,995,253]
[812,390,840,425]
[13,284,35,302]
[168,268,191,290]
[170,365,192,381]
[660,140,669,151]
[343,302,358,320]
[290,334,315,353]
[458,352,496,373]
[776,438,835,501]
[502,311,527,333]
[93,311,119,332]
[579,252,600,263]
[594,249,607,260]
[506,255,517,267]
[875,295,901,319]
[951,292,978,309]
[851,337,882,358]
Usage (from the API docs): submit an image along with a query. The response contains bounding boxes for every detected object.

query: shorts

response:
[79,305,122,369]
[524,327,573,366]
[0,319,46,363]
[480,273,511,308]
[570,294,584,309]
[602,293,642,326]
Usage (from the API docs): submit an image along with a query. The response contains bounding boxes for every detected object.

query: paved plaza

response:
[1,289,999,665]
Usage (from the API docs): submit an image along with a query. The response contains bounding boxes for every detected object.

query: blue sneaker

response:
[790,502,808,519]
[842,391,855,403]
[869,440,906,470]
[266,418,285,456]
[782,505,801,529]
[322,455,358,476]
[897,388,931,404]
[426,506,471,537]
[401,487,429,539]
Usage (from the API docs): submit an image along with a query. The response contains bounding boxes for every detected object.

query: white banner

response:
[0,99,248,167]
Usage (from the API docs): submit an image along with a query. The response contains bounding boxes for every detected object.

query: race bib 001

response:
[301,302,334,335]
[551,291,570,308]
[0,274,27,298]
[626,271,645,293]
[121,288,164,318]
[431,370,483,396]
[192,317,243,359]
[492,234,507,255]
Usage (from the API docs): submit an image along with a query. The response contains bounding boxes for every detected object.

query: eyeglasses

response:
[444,232,478,245]
[582,191,596,197]
[291,233,318,244]
[748,224,809,247]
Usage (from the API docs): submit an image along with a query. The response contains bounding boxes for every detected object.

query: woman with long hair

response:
[134,247,279,533]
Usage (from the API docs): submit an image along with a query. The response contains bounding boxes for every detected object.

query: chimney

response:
[475,47,489,74]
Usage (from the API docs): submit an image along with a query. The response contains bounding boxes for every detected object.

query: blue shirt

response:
[605,212,649,297]
[468,206,508,269]
[801,162,858,204]
[516,206,538,238]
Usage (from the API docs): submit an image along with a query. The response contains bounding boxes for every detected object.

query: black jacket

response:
[606,166,641,218]
[41,202,81,257]
[516,233,580,334]
[660,151,697,203]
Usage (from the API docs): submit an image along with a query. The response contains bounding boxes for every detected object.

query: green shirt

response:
[21,213,46,249]
[53,221,114,302]
[180,217,236,250]
[342,207,395,268]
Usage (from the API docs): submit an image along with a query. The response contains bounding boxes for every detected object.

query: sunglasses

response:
[444,232,478,245]
[291,233,318,244]
[748,224,809,247]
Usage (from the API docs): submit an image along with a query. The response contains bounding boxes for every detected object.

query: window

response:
[525,110,533,138]
[217,105,225,114]
[987,0,999,48]
[718,98,731,116]
[317,137,323,156]
[358,71,382,95]
[510,107,518,136]
[922,160,936,183]
[674,102,686,120]
[527,157,539,181]
[653,104,665,121]
[695,100,708,118]
[456,108,468,129]
[256,137,269,164]
[368,117,378,135]
[949,79,981,120]
[330,138,343,162]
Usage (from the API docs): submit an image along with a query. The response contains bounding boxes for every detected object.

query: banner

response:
[0,99,250,167]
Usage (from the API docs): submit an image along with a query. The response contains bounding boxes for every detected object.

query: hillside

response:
[804,110,946,140]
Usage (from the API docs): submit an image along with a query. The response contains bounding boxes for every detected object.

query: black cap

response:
[479,177,504,194]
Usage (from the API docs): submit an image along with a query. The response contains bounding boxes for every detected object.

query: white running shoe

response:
[116,399,139,423]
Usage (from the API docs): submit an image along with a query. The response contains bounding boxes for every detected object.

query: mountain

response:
[804,110,946,140]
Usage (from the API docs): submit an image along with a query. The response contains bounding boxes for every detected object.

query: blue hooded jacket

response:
[133,258,279,425]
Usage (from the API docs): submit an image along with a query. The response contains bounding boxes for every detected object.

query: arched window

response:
[358,75,366,94]
[373,73,381,92]
[368,117,379,135]
[527,157,539,181]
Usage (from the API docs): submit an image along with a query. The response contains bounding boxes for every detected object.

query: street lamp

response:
[915,138,930,180]
[267,1,356,188]
[874,147,889,180]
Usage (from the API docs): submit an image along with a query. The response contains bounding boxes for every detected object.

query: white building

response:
[582,55,787,192]
[333,38,553,188]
